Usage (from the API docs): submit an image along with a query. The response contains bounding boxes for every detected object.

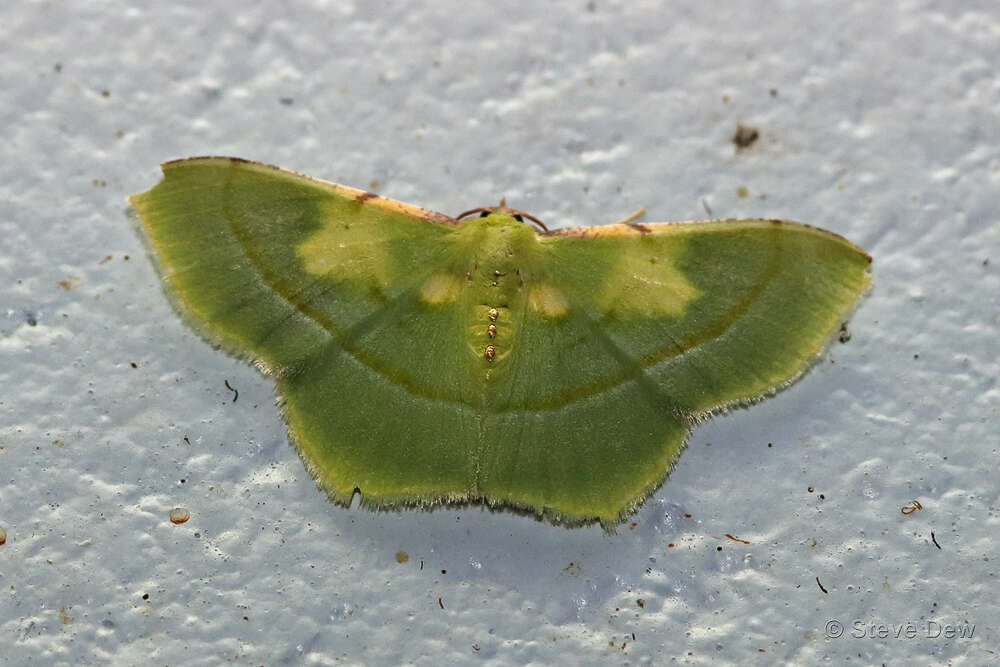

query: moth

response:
[130,157,871,526]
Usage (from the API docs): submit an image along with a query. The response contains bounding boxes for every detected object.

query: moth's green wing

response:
[542,220,873,414]
[473,220,871,523]
[130,157,477,505]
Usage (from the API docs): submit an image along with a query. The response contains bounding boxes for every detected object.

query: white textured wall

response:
[1,1,996,664]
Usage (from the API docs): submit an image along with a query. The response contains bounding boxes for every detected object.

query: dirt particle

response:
[395,551,409,563]
[732,124,759,149]
[169,507,191,524]
[562,561,581,576]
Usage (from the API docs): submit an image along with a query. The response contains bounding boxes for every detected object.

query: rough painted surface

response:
[1,2,997,664]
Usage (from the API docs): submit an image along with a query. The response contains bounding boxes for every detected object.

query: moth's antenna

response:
[455,207,491,220]
[455,203,549,232]
[514,210,549,232]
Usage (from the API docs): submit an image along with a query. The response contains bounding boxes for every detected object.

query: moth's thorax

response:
[453,213,539,286]
[457,211,538,250]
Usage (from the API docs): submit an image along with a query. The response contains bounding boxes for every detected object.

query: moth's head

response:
[456,198,548,232]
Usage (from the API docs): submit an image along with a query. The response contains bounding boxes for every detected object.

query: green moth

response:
[130,157,871,526]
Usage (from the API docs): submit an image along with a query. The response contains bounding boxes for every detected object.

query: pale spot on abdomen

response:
[470,305,506,365]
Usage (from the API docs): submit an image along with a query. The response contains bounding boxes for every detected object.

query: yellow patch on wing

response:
[599,252,700,317]
[420,273,462,304]
[296,201,390,282]
[529,284,569,317]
